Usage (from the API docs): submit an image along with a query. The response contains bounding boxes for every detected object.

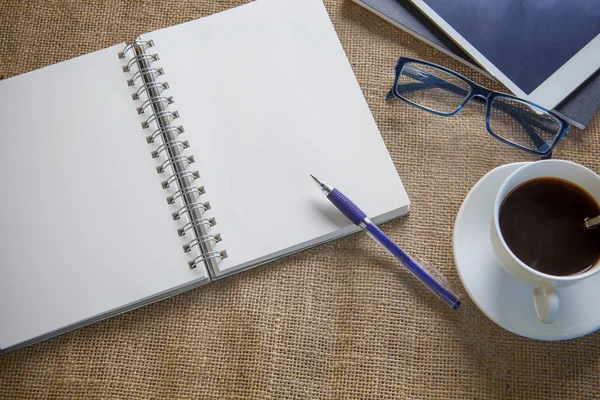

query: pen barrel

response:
[363,223,461,309]
[327,188,367,225]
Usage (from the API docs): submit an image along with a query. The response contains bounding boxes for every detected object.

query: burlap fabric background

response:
[1,1,600,398]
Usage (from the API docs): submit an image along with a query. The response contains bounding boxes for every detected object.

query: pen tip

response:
[310,174,333,194]
[310,174,322,185]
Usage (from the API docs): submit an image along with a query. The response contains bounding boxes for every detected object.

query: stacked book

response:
[353,0,600,129]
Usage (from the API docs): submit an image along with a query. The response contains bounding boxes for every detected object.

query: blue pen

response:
[311,175,461,309]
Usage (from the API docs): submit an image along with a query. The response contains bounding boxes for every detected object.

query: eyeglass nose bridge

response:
[468,86,494,102]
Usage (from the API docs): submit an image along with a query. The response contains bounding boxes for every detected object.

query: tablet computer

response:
[409,0,600,109]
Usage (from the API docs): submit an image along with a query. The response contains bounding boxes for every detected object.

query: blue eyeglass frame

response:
[386,57,571,158]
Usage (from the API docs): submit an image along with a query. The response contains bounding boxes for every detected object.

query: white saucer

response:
[454,162,600,340]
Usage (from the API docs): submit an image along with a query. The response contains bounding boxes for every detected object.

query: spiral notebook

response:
[0,0,410,354]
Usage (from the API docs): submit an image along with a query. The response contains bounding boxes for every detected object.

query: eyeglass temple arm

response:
[389,70,549,152]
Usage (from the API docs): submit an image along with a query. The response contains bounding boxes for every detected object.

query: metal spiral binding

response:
[147,125,184,144]
[120,39,226,276]
[137,96,174,115]
[122,53,159,73]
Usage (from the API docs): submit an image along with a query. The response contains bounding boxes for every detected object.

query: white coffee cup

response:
[490,160,600,324]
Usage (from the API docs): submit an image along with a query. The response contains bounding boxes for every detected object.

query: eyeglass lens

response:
[397,63,470,115]
[488,96,561,154]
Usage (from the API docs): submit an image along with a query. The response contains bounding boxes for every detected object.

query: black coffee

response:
[499,177,600,276]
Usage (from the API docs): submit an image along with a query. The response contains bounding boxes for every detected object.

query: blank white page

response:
[143,0,410,277]
[0,45,209,350]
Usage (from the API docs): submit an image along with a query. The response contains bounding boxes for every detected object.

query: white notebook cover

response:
[0,0,409,353]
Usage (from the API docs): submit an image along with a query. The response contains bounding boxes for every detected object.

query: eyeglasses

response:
[386,57,570,158]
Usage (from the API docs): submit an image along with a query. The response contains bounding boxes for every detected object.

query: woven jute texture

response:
[1,1,600,399]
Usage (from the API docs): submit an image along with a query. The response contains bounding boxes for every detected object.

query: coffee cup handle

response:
[532,284,559,324]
